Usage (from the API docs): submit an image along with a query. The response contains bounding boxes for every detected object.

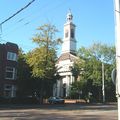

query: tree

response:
[26,24,62,103]
[71,58,85,81]
[17,48,34,97]
[69,80,84,99]
[70,42,116,102]
[78,42,115,64]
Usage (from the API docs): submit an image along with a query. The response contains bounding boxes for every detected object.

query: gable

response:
[57,52,77,64]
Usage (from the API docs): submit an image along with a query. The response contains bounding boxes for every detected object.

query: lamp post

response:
[114,0,120,120]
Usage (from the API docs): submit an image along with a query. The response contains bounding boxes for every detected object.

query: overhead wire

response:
[17,18,24,23]
[2,0,65,38]
[1,0,65,51]
[2,0,50,36]
[0,0,36,43]
[0,0,36,26]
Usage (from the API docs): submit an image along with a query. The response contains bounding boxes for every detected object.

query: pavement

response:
[0,103,118,120]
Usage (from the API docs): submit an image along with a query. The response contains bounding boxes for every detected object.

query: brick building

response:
[0,42,18,98]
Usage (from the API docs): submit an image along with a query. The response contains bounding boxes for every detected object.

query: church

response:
[53,10,78,97]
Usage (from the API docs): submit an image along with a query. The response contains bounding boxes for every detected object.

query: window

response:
[4,84,12,90]
[4,84,16,97]
[65,30,68,38]
[5,67,17,80]
[7,52,17,61]
[71,29,74,38]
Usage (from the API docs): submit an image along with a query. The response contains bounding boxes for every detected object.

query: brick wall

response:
[0,42,18,97]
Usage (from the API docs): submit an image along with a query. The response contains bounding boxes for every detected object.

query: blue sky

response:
[0,0,115,54]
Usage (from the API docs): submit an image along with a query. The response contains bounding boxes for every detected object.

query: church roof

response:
[57,52,77,64]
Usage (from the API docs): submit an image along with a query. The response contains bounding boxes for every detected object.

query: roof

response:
[57,52,77,64]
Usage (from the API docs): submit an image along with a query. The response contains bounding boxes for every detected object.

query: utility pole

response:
[114,0,120,120]
[0,25,2,43]
[102,62,105,103]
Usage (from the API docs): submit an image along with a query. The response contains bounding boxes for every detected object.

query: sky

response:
[0,0,115,55]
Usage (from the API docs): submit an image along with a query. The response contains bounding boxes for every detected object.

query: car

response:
[48,96,65,104]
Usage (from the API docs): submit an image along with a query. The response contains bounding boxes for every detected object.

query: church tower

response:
[62,10,76,54]
[53,10,78,98]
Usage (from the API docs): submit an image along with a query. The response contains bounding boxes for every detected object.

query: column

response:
[66,75,70,97]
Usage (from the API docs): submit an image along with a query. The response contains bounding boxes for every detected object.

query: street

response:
[0,103,117,120]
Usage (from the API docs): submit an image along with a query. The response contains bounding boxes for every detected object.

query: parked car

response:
[48,97,65,104]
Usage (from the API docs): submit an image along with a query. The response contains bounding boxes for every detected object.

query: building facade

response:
[0,42,18,98]
[53,10,78,97]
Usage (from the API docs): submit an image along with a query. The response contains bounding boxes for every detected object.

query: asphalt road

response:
[0,103,118,120]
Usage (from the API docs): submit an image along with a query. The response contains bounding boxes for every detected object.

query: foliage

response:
[69,80,84,99]
[27,47,57,79]
[26,24,62,102]
[71,58,85,80]
[70,42,116,102]
[27,24,62,79]
[17,48,34,97]
[78,42,115,64]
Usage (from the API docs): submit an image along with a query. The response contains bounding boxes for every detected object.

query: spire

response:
[66,9,73,23]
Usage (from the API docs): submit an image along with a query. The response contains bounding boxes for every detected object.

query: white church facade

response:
[53,10,78,97]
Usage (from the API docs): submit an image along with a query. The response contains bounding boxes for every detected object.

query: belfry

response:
[62,9,76,55]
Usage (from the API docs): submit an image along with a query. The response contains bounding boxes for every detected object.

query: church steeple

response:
[66,9,73,23]
[62,10,76,55]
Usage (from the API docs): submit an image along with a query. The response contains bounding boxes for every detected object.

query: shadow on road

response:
[0,103,117,111]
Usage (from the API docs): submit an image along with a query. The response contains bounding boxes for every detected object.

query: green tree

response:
[71,42,116,102]
[69,80,84,99]
[78,42,115,64]
[27,24,62,103]
[17,48,34,97]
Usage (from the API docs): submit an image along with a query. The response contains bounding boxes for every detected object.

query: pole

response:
[114,0,120,120]
[102,62,105,103]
